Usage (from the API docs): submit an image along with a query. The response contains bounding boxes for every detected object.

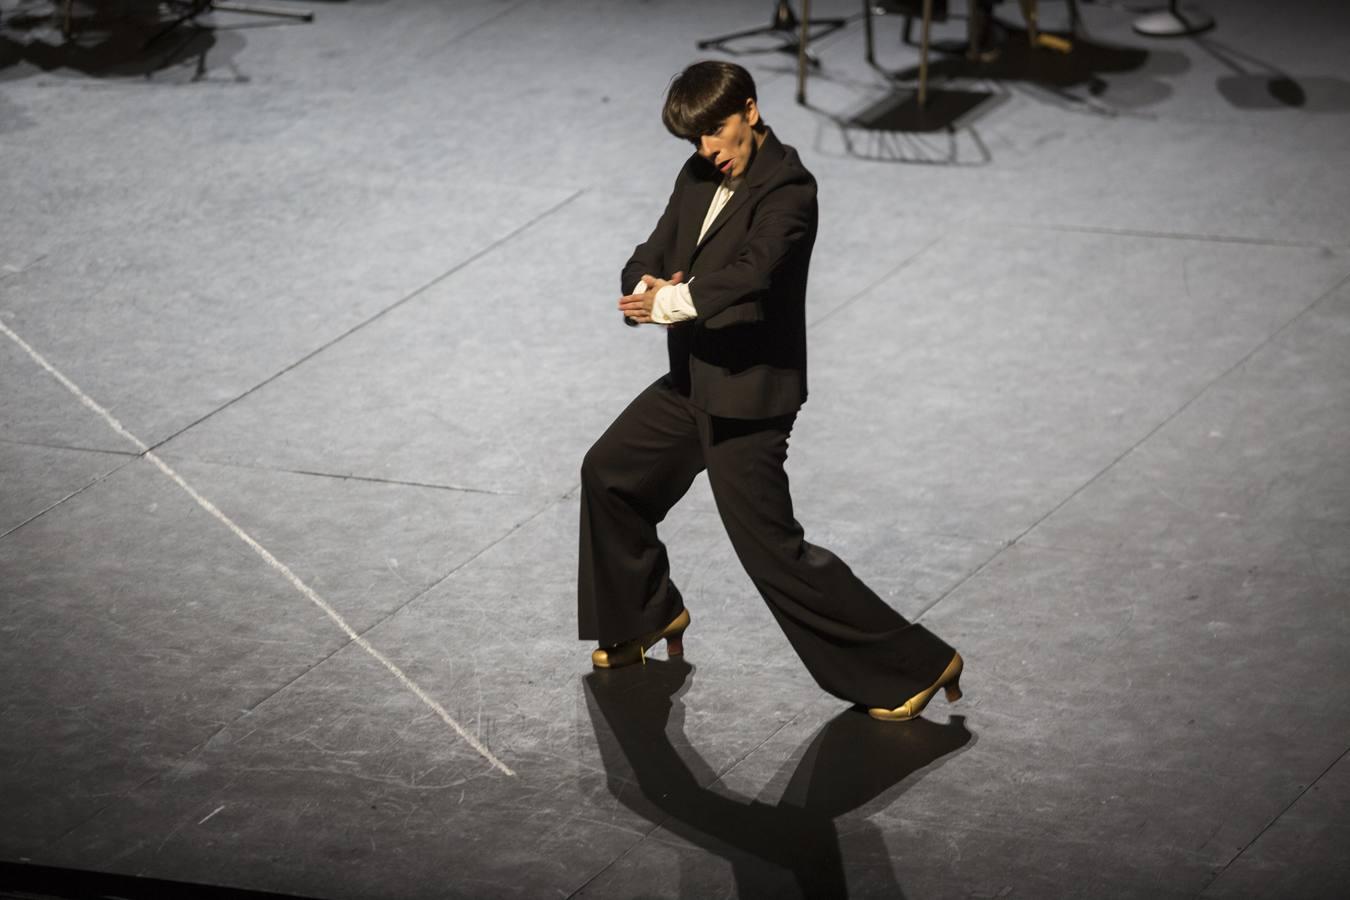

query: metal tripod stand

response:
[148,0,313,48]
[697,0,847,69]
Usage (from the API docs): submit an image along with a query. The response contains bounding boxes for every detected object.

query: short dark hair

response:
[661,61,758,142]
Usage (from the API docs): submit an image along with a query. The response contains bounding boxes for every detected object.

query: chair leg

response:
[918,0,932,107]
[797,0,811,104]
[864,0,875,64]
[1018,0,1039,46]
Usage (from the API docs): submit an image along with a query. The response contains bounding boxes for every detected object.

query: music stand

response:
[697,0,847,69]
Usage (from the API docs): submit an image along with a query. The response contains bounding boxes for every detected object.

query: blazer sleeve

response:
[686,172,816,322]
[621,169,684,294]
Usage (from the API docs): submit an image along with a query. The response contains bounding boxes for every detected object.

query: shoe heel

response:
[944,677,962,703]
[662,609,690,658]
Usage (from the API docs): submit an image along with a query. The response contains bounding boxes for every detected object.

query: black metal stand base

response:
[697,0,846,68]
[1133,1,1213,37]
[147,0,313,49]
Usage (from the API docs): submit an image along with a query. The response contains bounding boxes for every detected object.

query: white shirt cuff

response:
[651,283,697,324]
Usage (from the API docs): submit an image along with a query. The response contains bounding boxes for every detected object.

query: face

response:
[695,99,761,179]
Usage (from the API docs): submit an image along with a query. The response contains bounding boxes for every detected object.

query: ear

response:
[744,98,761,127]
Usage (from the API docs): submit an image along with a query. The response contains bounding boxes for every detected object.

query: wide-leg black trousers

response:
[577,378,955,709]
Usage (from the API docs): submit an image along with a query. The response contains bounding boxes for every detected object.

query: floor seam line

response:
[0,436,140,457]
[1001,220,1336,249]
[915,265,1350,620]
[0,253,49,283]
[1010,536,1350,587]
[912,542,1010,621]
[681,505,1002,547]
[41,492,568,854]
[0,458,139,542]
[143,188,586,454]
[0,318,517,776]
[318,489,572,665]
[152,453,527,496]
[707,710,805,789]
[39,765,212,855]
[809,235,944,329]
[563,822,669,900]
[439,0,534,48]
[1194,743,1350,898]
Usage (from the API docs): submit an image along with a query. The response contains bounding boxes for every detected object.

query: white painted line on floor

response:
[0,318,516,778]
[198,805,226,825]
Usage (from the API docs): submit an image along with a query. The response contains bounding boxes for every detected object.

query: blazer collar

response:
[744,126,785,189]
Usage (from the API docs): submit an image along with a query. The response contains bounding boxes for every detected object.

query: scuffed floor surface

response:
[2,0,1348,896]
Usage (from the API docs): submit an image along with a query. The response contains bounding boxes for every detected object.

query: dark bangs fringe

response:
[661,61,758,142]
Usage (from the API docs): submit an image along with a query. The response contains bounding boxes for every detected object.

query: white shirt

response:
[634,175,742,324]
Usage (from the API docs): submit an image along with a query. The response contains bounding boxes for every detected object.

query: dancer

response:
[578,61,963,721]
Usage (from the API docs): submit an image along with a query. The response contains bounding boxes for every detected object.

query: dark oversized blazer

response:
[622,127,818,419]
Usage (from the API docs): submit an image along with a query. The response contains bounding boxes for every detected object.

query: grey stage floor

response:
[2,0,1349,897]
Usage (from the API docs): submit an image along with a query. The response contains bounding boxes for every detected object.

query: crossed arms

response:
[618,167,816,327]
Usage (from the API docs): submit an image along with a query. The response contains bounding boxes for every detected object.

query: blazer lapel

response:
[676,175,718,269]
[695,184,752,252]
[692,127,786,254]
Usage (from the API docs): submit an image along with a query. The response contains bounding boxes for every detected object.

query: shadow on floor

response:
[807,24,1162,164]
[883,21,1350,115]
[0,0,257,83]
[584,659,975,898]
[0,859,323,899]
[847,85,997,134]
[1197,37,1350,113]
[885,23,1170,110]
[807,86,1003,166]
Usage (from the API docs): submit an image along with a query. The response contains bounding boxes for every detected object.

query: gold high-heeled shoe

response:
[868,651,964,722]
[591,609,690,669]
